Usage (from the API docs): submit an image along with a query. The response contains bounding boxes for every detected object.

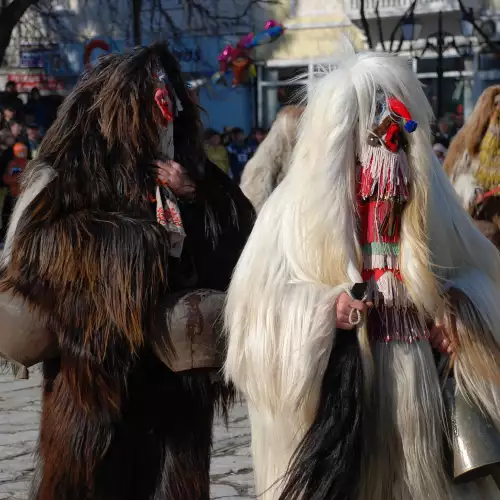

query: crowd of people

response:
[207,111,463,186]
[204,125,268,183]
[0,81,56,239]
[431,110,464,164]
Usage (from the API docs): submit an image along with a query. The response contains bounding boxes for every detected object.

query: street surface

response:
[0,369,254,499]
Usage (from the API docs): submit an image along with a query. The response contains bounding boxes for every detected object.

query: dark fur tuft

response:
[277,331,364,500]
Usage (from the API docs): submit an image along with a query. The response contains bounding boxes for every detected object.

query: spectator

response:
[1,106,16,131]
[27,123,42,159]
[0,119,24,173]
[3,142,28,198]
[204,129,230,175]
[25,88,51,135]
[434,117,451,148]
[227,128,253,184]
[2,142,28,233]
[433,142,448,165]
[222,126,233,147]
[248,127,267,152]
[3,81,24,121]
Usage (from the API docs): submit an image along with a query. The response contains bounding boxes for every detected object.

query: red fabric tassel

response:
[358,201,402,244]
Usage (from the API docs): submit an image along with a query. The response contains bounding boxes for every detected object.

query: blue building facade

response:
[35,35,254,134]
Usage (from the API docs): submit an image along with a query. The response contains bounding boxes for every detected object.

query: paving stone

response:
[0,371,254,498]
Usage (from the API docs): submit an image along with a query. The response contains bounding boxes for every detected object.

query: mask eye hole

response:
[375,101,386,122]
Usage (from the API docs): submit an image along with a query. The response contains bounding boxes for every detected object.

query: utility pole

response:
[132,0,142,46]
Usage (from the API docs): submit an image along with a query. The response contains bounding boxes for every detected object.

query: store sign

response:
[20,45,59,68]
[7,73,65,92]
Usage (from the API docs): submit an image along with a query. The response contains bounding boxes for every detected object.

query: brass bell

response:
[443,378,500,484]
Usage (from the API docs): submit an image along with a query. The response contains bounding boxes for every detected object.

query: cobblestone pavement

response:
[0,370,254,500]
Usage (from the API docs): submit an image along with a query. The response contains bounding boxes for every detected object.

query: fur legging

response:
[32,355,225,500]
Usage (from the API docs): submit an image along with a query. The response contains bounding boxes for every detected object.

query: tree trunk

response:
[132,0,142,46]
[0,0,40,67]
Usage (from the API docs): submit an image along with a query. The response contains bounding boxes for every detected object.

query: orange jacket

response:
[3,157,27,197]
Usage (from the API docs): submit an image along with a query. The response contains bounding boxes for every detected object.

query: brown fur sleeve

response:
[2,200,171,419]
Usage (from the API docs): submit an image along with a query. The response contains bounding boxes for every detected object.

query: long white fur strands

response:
[358,341,450,500]
[225,49,500,500]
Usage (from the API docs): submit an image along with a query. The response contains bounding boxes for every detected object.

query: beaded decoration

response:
[358,92,428,343]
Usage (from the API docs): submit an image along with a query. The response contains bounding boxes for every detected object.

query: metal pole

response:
[436,10,444,120]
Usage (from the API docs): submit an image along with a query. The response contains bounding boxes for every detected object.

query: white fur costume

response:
[225,51,500,500]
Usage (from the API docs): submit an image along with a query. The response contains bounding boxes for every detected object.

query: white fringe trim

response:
[360,145,410,198]
[363,254,399,271]
[367,271,410,308]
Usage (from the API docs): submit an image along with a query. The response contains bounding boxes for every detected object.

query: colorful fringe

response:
[359,145,409,200]
[357,146,428,343]
[366,304,430,343]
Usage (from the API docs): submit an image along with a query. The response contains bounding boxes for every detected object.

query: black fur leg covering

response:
[32,355,232,500]
[277,331,364,500]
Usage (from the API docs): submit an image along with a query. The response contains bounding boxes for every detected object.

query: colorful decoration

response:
[357,93,428,343]
[388,97,418,134]
[83,39,110,68]
[212,19,285,88]
[154,88,173,123]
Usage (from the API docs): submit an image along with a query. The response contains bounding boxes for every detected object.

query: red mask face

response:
[154,88,173,123]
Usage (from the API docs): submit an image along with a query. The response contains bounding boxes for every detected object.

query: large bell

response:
[443,378,500,484]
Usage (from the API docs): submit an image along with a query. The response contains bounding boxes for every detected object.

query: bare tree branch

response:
[132,0,142,45]
[388,0,416,52]
[1,0,276,70]
[0,0,40,65]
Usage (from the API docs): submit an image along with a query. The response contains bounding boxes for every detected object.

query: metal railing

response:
[344,0,460,17]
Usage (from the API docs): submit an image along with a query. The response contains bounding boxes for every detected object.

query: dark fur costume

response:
[1,43,254,500]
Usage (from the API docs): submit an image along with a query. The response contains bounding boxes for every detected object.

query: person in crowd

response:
[204,128,230,174]
[452,104,464,135]
[3,82,24,121]
[434,117,452,148]
[0,119,24,172]
[433,142,448,165]
[248,127,267,153]
[1,106,16,132]
[26,123,42,159]
[222,126,233,147]
[0,119,25,237]
[227,127,254,183]
[24,87,51,135]
[3,142,28,198]
[1,141,27,235]
[240,106,304,213]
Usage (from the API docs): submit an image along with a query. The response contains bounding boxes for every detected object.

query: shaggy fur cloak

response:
[225,51,500,500]
[1,43,254,500]
[444,85,500,210]
[240,106,304,212]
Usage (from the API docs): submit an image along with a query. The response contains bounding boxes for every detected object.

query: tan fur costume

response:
[445,86,500,239]
[240,106,304,212]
